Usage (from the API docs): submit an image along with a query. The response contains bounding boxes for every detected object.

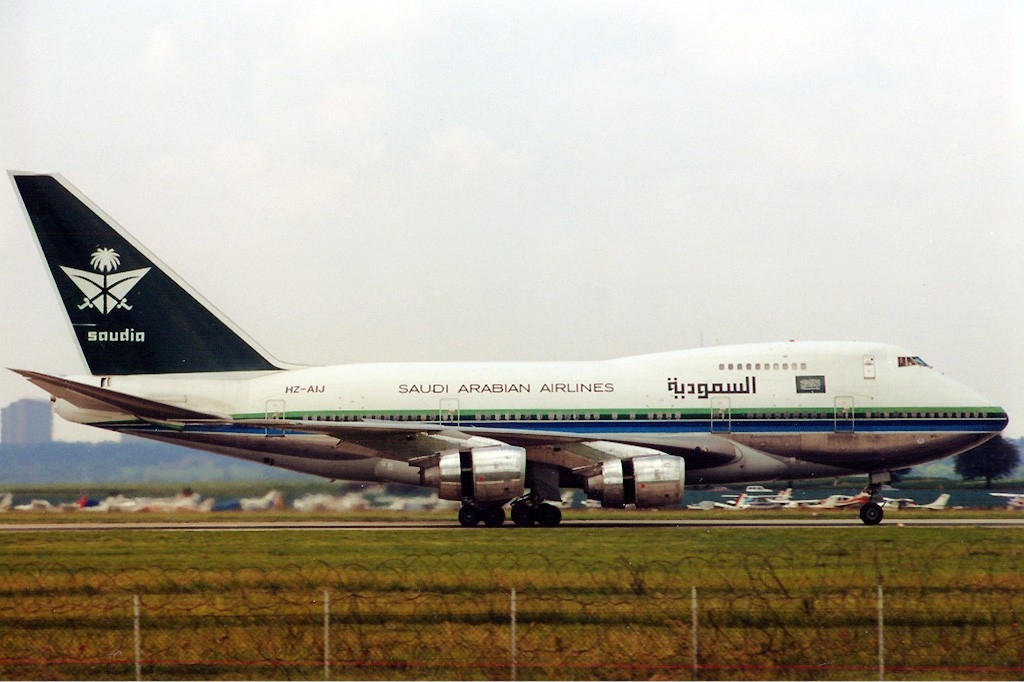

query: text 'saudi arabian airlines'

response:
[9,173,1009,526]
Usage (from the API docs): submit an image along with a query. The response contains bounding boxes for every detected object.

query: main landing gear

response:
[457,496,562,528]
[510,498,562,527]
[458,504,506,527]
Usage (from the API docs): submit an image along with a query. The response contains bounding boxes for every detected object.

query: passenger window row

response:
[719,362,808,371]
[294,410,993,422]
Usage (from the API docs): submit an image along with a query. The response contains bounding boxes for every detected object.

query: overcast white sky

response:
[1,0,1021,441]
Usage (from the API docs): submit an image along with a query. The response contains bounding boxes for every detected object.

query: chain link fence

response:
[1,553,1022,680]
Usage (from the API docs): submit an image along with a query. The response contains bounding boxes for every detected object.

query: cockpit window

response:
[898,356,930,368]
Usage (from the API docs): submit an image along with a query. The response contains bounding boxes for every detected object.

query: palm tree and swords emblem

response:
[60,248,151,314]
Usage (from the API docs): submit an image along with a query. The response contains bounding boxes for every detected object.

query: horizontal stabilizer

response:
[10,369,227,421]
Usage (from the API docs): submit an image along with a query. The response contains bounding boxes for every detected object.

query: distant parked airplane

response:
[990,493,1024,510]
[697,487,794,510]
[687,492,751,510]
[782,491,872,509]
[292,492,368,513]
[8,172,1009,526]
[212,490,283,512]
[79,490,212,512]
[742,488,794,508]
[883,493,951,510]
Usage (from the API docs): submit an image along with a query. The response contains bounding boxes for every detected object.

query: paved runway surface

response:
[2,517,1023,532]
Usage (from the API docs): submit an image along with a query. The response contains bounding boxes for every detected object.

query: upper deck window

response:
[719,360,808,371]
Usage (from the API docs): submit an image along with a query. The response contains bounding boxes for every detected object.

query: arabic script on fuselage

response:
[666,376,756,400]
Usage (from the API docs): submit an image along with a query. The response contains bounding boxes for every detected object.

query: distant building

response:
[1,399,53,444]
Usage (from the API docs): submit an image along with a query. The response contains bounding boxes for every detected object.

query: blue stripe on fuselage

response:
[104,415,1006,438]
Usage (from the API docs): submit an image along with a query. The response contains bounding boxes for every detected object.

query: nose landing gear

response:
[858,501,884,525]
[858,473,890,526]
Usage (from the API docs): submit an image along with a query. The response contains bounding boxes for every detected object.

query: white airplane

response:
[705,487,794,510]
[687,491,754,510]
[293,491,370,512]
[743,488,794,508]
[13,499,65,512]
[7,173,1010,527]
[795,491,872,509]
[239,490,283,511]
[719,484,773,501]
[210,489,282,511]
[882,493,951,510]
[79,491,213,512]
[908,493,951,510]
[990,493,1024,510]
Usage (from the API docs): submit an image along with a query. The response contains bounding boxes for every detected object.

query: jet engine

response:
[434,445,527,504]
[589,454,684,508]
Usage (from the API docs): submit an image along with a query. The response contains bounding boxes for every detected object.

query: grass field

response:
[1,514,1023,680]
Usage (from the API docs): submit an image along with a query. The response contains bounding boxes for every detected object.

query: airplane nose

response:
[942,373,1009,433]
[994,407,1009,432]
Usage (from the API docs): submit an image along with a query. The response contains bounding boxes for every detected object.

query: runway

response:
[2,517,1023,532]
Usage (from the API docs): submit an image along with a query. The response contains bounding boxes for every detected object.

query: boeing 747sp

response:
[8,173,1009,526]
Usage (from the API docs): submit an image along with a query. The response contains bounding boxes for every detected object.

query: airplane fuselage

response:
[55,341,1004,489]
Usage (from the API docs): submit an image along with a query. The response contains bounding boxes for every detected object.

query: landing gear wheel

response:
[483,506,506,527]
[859,501,884,526]
[510,504,535,527]
[536,503,562,527]
[458,505,481,527]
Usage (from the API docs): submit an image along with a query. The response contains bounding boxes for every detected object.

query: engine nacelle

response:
[435,445,527,504]
[590,454,684,508]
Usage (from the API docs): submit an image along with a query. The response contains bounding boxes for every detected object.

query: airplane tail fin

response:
[10,173,282,375]
[922,493,951,510]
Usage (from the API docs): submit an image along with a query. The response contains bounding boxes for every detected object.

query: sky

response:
[1,0,1022,441]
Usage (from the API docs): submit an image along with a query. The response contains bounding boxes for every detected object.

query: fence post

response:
[877,584,884,681]
[510,588,517,681]
[691,586,698,679]
[323,590,331,681]
[133,593,142,682]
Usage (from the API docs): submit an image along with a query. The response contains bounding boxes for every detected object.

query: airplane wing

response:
[12,370,741,470]
[236,416,742,469]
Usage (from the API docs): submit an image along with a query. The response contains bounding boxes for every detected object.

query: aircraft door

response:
[439,398,459,426]
[834,396,854,433]
[265,399,285,437]
[711,397,730,433]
